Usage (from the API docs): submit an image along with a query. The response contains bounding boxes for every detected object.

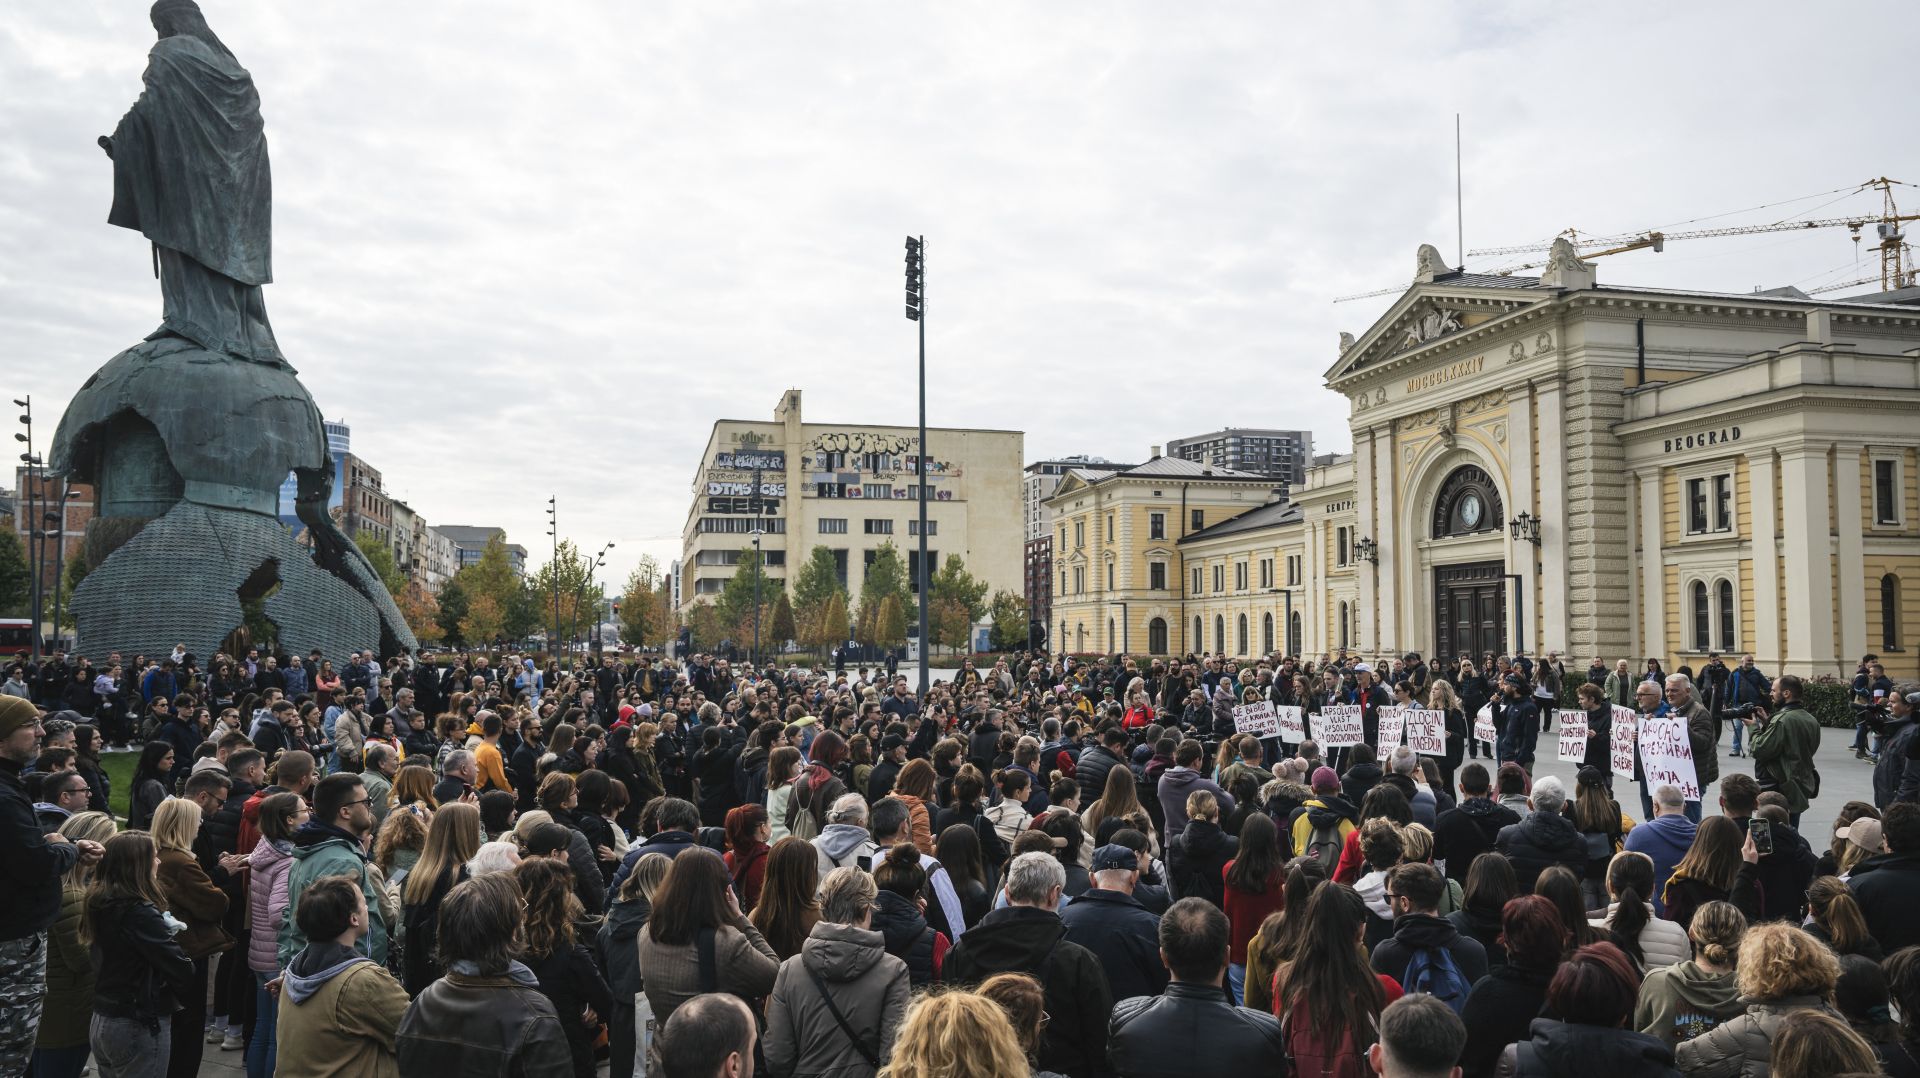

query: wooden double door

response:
[1434,561,1506,666]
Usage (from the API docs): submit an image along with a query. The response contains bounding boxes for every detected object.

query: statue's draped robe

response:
[107,33,282,365]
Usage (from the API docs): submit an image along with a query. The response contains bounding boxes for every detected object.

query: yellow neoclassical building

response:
[1047,242,1920,679]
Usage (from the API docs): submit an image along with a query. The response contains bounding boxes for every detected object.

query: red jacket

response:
[1221,862,1286,965]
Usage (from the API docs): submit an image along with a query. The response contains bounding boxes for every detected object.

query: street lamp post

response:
[15,396,43,661]
[575,541,613,655]
[905,235,928,696]
[545,496,559,657]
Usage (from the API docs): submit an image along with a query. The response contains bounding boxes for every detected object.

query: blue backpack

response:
[1402,946,1472,1013]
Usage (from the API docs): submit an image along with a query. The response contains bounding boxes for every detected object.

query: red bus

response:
[0,619,33,658]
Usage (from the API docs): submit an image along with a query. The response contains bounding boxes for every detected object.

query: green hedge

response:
[1805,679,1860,729]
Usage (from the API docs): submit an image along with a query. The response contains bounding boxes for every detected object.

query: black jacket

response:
[870,889,941,988]
[396,969,574,1078]
[1496,811,1589,891]
[945,905,1113,1078]
[1460,963,1553,1078]
[865,757,902,803]
[1849,850,1920,954]
[1370,911,1489,989]
[510,740,544,812]
[88,896,195,1020]
[1109,981,1286,1078]
[1341,761,1383,809]
[1060,888,1168,1003]
[1878,718,1920,809]
[1,756,79,938]
[1506,1018,1680,1078]
[526,943,615,1078]
[1447,905,1507,969]
[597,896,651,998]
[1434,797,1521,884]
[1729,814,1817,923]
[1166,820,1238,908]
[1076,744,1130,811]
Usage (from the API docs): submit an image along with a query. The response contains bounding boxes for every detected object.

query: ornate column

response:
[1535,378,1569,653]
[1505,389,1536,655]
[1373,427,1398,652]
[1640,471,1664,664]
[1778,445,1838,675]
[1834,444,1867,666]
[1354,422,1377,653]
[1748,452,1781,666]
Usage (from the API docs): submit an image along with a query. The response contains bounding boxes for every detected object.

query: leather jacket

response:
[395,968,574,1078]
[89,897,195,1021]
[1110,981,1287,1076]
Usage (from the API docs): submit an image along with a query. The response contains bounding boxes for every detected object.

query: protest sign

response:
[1314,704,1364,748]
[1610,705,1638,778]
[1474,704,1497,746]
[1376,706,1405,748]
[1638,715,1701,801]
[1233,700,1279,738]
[1275,705,1306,742]
[1405,709,1447,756]
[1556,710,1588,763]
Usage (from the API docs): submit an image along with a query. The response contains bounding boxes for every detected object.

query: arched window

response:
[1431,465,1506,539]
[1237,614,1249,656]
[1716,579,1735,652]
[1262,612,1275,655]
[1288,610,1302,656]
[1885,574,1903,650]
[1338,602,1350,649]
[1148,617,1168,656]
[1214,615,1226,654]
[1690,581,1710,652]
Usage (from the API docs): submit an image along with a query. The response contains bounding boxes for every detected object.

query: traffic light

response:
[904,236,922,321]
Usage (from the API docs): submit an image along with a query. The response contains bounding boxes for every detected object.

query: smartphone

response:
[1748,817,1774,856]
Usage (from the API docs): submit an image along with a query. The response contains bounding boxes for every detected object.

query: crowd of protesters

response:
[3,639,1918,1078]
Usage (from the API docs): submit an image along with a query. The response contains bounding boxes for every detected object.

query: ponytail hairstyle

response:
[1808,875,1873,956]
[1688,899,1748,968]
[1264,855,1330,965]
[995,768,1030,799]
[1602,851,1655,967]
[872,841,927,899]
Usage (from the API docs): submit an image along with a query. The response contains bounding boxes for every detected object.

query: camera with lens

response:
[1722,702,1761,720]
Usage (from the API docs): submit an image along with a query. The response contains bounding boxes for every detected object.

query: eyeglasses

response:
[341,797,372,808]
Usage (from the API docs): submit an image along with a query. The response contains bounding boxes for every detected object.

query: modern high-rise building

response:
[277,418,352,530]
[1165,428,1314,490]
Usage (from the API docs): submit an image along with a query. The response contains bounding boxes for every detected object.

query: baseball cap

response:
[880,734,906,752]
[1090,845,1139,873]
[1311,766,1340,793]
[1838,818,1885,852]
[1353,662,1372,674]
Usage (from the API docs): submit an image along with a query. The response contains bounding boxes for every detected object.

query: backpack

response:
[1401,945,1472,1014]
[1303,818,1344,874]
[785,772,824,842]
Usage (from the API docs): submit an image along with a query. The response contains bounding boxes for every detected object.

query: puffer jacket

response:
[1495,811,1590,891]
[1166,819,1238,907]
[1672,995,1837,1078]
[1589,902,1691,969]
[870,889,944,987]
[1074,743,1129,812]
[248,837,296,973]
[597,895,650,1000]
[36,885,93,1049]
[763,921,911,1078]
[1496,1018,1679,1078]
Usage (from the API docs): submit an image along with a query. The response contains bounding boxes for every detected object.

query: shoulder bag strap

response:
[805,963,881,1067]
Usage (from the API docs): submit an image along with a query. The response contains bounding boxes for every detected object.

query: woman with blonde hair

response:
[878,990,1033,1078]
[1803,875,1883,960]
[1635,899,1748,1047]
[85,832,193,1078]
[1675,922,1843,1076]
[32,811,116,1078]
[400,801,481,994]
[387,761,439,819]
[1082,761,1156,854]
[151,798,230,1078]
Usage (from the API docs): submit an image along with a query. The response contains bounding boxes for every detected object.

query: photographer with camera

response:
[1719,653,1770,759]
[1874,691,1920,809]
[1852,658,1896,761]
[1746,674,1822,830]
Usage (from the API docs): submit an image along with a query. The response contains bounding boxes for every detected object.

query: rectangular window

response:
[1713,475,1733,532]
[907,550,937,591]
[815,482,846,498]
[1287,555,1301,586]
[1876,459,1900,525]
[862,483,890,500]
[908,520,937,536]
[1686,478,1708,534]
[700,518,786,534]
[764,550,786,567]
[1106,562,1115,589]
[864,519,893,535]
[1106,515,1114,542]
[818,518,847,534]
[1191,509,1205,531]
[1259,558,1273,589]
[1074,521,1085,548]
[1235,563,1248,591]
[1150,562,1167,590]
[1213,565,1224,593]
[1074,567,1085,594]
[832,549,848,588]
[1193,567,1203,595]
[1337,527,1350,567]
[1149,513,1165,540]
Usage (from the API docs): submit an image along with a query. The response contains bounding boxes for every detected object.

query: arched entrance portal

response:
[1429,465,1508,665]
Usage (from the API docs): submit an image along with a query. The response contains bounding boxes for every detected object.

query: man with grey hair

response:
[1062,843,1168,1002]
[1493,774,1588,890]
[433,749,478,806]
[869,796,967,943]
[1624,783,1696,917]
[1383,745,1438,827]
[945,852,1111,1078]
[1664,672,1719,807]
[764,866,909,1077]
[814,792,882,878]
[359,742,398,825]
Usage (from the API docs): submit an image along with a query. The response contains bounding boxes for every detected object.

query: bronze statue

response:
[52,1,416,660]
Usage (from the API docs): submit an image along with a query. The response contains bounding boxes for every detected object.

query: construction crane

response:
[1473,177,1917,289]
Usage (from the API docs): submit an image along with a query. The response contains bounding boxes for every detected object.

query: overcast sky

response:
[4,2,1915,587]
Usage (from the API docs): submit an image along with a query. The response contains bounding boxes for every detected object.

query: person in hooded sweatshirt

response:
[1622,784,1697,918]
[278,774,387,972]
[1633,900,1747,1049]
[763,867,911,1078]
[1496,941,1680,1078]
[1494,775,1588,892]
[1156,739,1235,836]
[1370,861,1488,994]
[275,876,409,1078]
[812,793,883,877]
[1165,789,1237,908]
[1433,763,1520,885]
